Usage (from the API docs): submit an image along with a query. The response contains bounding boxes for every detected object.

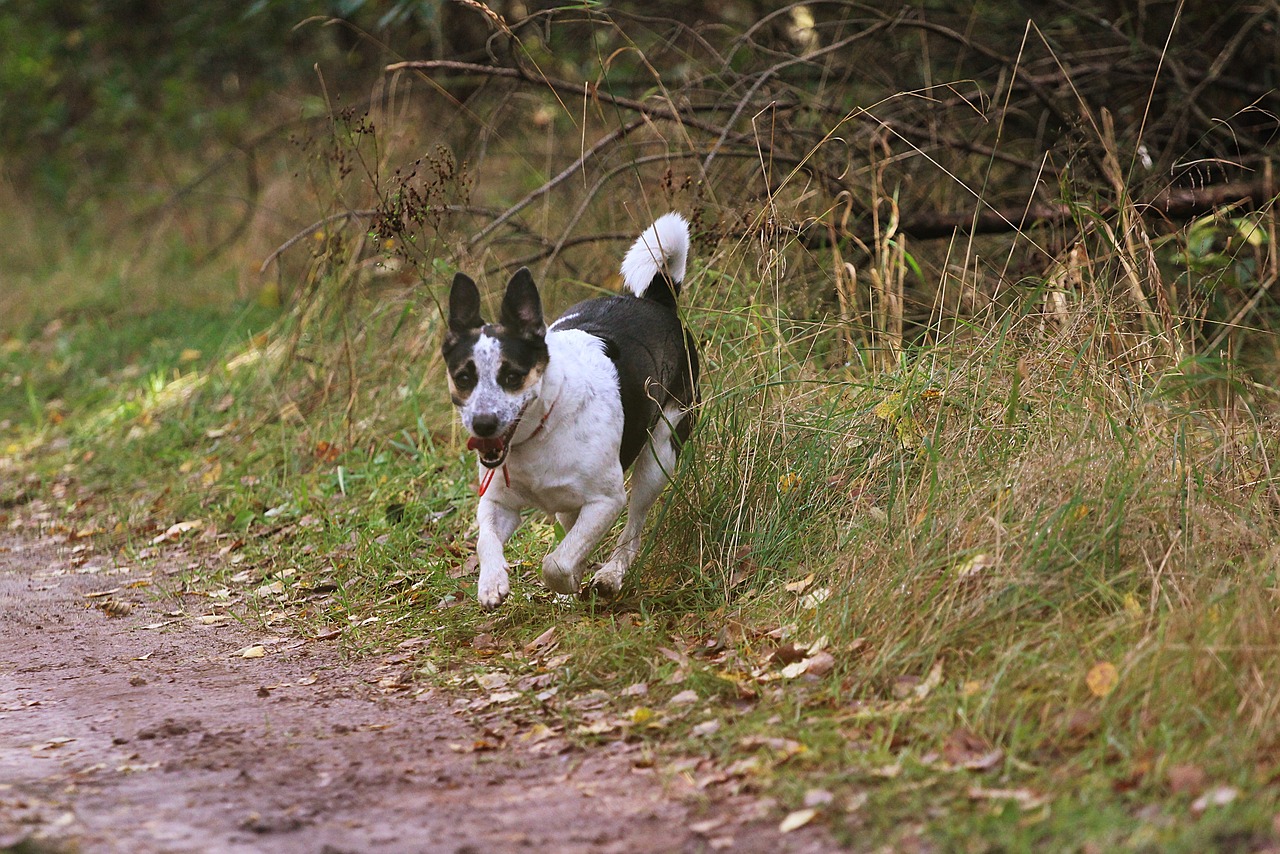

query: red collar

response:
[477,393,559,497]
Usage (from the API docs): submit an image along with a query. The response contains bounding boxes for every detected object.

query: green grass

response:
[6,246,1280,850]
[4,106,1280,849]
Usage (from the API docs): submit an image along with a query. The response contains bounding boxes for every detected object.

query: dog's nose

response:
[472,413,500,437]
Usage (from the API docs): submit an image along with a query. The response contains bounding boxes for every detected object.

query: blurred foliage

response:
[0,0,467,201]
[4,0,1275,204]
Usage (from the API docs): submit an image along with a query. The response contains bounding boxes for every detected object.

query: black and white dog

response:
[442,213,698,610]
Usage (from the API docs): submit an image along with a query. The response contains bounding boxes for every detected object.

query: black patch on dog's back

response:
[553,295,698,470]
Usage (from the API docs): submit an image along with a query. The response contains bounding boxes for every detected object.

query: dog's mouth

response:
[466,435,510,469]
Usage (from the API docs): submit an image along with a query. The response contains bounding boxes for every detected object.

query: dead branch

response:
[802,178,1278,245]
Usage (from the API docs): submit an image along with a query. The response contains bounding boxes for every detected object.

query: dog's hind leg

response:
[592,406,685,596]
[542,485,625,594]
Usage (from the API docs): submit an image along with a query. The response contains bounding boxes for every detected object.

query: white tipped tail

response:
[620,212,689,297]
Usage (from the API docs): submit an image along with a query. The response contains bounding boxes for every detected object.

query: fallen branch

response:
[885,177,1277,240]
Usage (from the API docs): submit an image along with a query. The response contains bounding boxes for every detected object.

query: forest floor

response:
[0,532,838,854]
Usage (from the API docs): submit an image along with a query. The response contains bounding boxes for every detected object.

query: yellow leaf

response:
[1086,661,1118,697]
[629,706,655,725]
[201,461,223,487]
[1122,592,1143,619]
[777,472,803,494]
[784,573,815,594]
[873,394,902,420]
[955,552,993,579]
[237,645,266,659]
[779,808,818,833]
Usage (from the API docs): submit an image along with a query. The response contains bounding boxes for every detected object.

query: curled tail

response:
[620,212,690,305]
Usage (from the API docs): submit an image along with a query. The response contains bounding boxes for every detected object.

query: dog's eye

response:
[454,363,477,390]
[497,365,526,391]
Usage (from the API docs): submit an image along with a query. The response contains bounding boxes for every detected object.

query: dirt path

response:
[0,534,839,853]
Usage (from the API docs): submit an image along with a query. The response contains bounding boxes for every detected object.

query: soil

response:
[0,534,840,854]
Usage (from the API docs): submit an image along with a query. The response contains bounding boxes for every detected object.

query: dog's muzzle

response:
[466,434,510,469]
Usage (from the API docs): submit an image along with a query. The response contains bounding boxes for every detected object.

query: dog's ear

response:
[499,267,545,338]
[447,272,485,340]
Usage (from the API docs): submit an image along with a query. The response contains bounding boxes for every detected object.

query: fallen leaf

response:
[236,645,266,659]
[942,727,1004,771]
[151,520,203,545]
[524,625,557,653]
[691,719,721,738]
[1168,763,1206,795]
[804,650,836,677]
[1086,661,1118,697]
[575,718,620,736]
[955,552,993,579]
[255,580,284,597]
[474,672,509,691]
[771,643,808,665]
[799,587,831,609]
[450,554,480,579]
[780,660,810,679]
[785,573,815,594]
[689,818,725,835]
[628,706,655,725]
[669,689,699,705]
[1191,785,1238,813]
[803,788,835,808]
[779,808,818,833]
[968,786,1047,810]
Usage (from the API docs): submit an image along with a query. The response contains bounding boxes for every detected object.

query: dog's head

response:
[442,267,549,469]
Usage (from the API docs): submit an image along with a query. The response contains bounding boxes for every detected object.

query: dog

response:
[442,213,699,610]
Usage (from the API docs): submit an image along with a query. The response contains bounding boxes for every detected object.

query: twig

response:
[469,118,644,246]
[259,210,376,274]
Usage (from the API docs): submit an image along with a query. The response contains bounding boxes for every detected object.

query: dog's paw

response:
[541,554,582,595]
[477,568,510,611]
[589,562,626,598]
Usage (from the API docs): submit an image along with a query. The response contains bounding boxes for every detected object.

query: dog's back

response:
[549,213,698,469]
[551,295,698,469]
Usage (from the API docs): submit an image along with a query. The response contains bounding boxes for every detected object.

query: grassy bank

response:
[4,190,1279,850]
[4,15,1280,844]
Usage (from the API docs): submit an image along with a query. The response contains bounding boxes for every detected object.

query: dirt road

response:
[0,534,838,853]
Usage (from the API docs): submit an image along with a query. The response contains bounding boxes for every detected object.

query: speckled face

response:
[443,329,548,467]
[443,268,549,468]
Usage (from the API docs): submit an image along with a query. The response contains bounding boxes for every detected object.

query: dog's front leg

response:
[541,491,625,595]
[476,497,522,610]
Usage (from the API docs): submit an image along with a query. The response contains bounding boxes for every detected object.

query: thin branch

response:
[469,118,644,246]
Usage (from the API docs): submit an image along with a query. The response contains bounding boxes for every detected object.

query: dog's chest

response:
[500,442,618,513]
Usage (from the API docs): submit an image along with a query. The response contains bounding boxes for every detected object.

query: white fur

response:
[464,214,694,610]
[620,212,689,296]
[475,329,629,608]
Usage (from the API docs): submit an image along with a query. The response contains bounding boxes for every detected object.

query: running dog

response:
[442,213,698,609]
